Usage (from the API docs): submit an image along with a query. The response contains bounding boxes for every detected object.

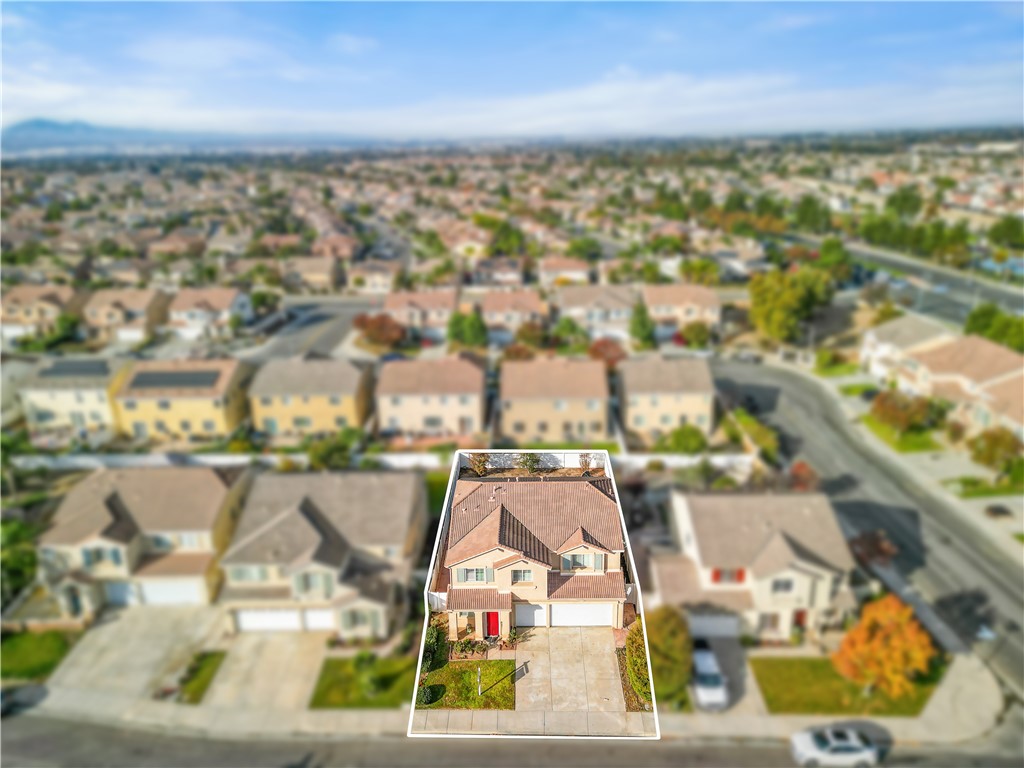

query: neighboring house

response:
[280,256,341,293]
[249,355,371,438]
[94,258,153,287]
[619,356,715,442]
[376,356,486,437]
[259,233,303,253]
[478,289,547,346]
[19,357,131,447]
[642,284,722,341]
[167,287,253,340]
[111,358,252,442]
[435,473,631,640]
[859,314,956,382]
[0,284,82,341]
[80,289,171,344]
[219,471,427,638]
[147,229,206,259]
[35,466,250,621]
[1,354,37,429]
[471,258,525,288]
[347,259,400,293]
[897,335,1024,440]
[500,357,609,442]
[654,493,858,641]
[708,240,770,280]
[537,256,591,287]
[556,285,637,342]
[312,233,360,262]
[382,289,459,342]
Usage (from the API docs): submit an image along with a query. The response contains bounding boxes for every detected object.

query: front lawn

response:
[750,656,944,716]
[861,414,940,452]
[816,362,861,378]
[309,656,418,709]
[425,470,452,518]
[520,441,620,454]
[944,476,1024,499]
[178,651,226,705]
[1,631,77,680]
[419,659,515,709]
[838,383,877,397]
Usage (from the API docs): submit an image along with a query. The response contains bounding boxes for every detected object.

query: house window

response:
[260,397,272,406]
[202,420,215,432]
[424,416,442,429]
[459,395,469,405]
[158,400,170,410]
[335,416,348,428]
[457,567,488,583]
[511,569,533,583]
[124,400,137,411]
[758,613,780,632]
[712,568,745,584]
[587,399,599,411]
[555,399,567,412]
[538,421,548,433]
[513,421,525,434]
[293,417,312,429]
[229,566,268,583]
[590,421,601,432]
[391,396,401,406]
[772,579,794,594]
[634,416,645,427]
[329,396,340,405]
[180,420,191,432]
[281,396,291,406]
[564,554,591,570]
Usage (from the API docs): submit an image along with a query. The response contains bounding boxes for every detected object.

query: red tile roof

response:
[547,571,626,600]
[447,588,512,611]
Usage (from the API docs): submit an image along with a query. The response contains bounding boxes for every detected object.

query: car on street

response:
[691,639,729,711]
[790,727,879,767]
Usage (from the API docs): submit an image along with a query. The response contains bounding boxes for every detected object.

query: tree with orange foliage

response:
[588,338,626,370]
[788,460,819,492]
[831,594,936,698]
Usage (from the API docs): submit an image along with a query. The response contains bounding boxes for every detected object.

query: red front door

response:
[793,610,807,629]
[486,612,499,637]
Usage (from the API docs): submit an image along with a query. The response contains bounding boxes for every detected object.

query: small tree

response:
[447,311,467,344]
[656,425,707,455]
[789,460,819,491]
[308,428,361,470]
[578,452,593,474]
[681,321,710,349]
[462,310,488,348]
[625,618,652,702]
[832,594,937,698]
[645,606,691,708]
[468,452,490,477]
[968,427,1023,474]
[360,314,405,348]
[502,343,535,362]
[630,302,656,349]
[517,452,541,473]
[870,391,931,437]
[515,321,546,348]
[588,338,626,370]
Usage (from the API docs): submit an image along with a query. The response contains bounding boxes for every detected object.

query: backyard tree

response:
[832,594,936,698]
[356,313,404,349]
[461,310,488,348]
[789,460,819,492]
[968,427,1023,474]
[517,452,541,473]
[468,452,490,477]
[625,617,652,702]
[679,258,720,286]
[870,391,931,437]
[645,606,692,708]
[447,311,467,344]
[655,425,707,455]
[681,321,711,349]
[588,338,626,370]
[578,452,593,474]
[630,301,656,349]
[515,321,547,348]
[502,343,535,362]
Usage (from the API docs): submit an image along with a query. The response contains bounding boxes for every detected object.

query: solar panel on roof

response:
[129,370,221,389]
[39,359,110,378]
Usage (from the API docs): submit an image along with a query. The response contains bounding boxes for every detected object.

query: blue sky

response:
[3,2,1022,138]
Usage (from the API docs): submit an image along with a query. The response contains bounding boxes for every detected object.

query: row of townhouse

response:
[1,284,253,344]
[381,283,722,345]
[30,466,427,641]
[860,314,1024,440]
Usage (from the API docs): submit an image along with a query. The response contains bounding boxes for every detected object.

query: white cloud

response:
[329,33,377,55]
[1,11,29,29]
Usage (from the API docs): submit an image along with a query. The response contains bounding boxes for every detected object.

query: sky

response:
[2,2,1023,139]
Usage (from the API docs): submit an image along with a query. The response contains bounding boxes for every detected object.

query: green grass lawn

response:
[1015,533,1024,544]
[815,362,862,378]
[861,414,940,452]
[838,383,877,397]
[419,659,516,709]
[750,656,944,716]
[520,442,620,454]
[309,656,419,709]
[943,476,1024,499]
[0,631,77,680]
[425,470,452,518]
[178,651,226,705]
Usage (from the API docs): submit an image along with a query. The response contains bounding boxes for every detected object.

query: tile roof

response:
[383,289,458,313]
[447,588,512,611]
[169,287,242,313]
[619,355,714,395]
[652,554,754,612]
[556,526,611,553]
[642,283,721,310]
[869,313,953,350]
[500,357,608,400]
[249,355,365,398]
[910,335,1023,386]
[981,372,1024,426]
[479,289,544,315]
[556,285,636,312]
[547,570,626,600]
[377,355,485,397]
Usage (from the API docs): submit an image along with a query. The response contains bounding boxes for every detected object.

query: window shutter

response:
[485,567,494,583]
[712,568,721,583]
[736,568,745,584]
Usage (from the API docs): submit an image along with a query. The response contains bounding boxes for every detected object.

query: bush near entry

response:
[626,618,652,702]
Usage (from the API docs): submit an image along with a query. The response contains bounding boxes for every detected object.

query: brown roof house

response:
[619,355,716,443]
[643,284,722,342]
[859,314,955,382]
[312,232,360,262]
[280,256,341,293]
[477,288,547,346]
[376,356,486,438]
[500,357,609,443]
[432,458,634,641]
[347,259,401,294]
[537,256,591,288]
[1,284,84,343]
[652,493,858,642]
[32,467,251,624]
[556,285,637,343]
[81,289,171,344]
[168,287,254,340]
[383,289,459,342]
[219,471,426,638]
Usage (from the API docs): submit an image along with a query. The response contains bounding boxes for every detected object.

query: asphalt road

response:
[712,359,1024,698]
[238,297,380,363]
[3,714,1022,768]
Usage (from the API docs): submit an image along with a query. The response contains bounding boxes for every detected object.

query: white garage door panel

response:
[687,613,740,638]
[236,609,302,632]
[549,602,613,627]
[304,609,337,630]
[515,604,545,627]
[139,579,207,606]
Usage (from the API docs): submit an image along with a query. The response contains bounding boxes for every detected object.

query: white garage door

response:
[550,602,613,627]
[303,609,337,630]
[139,578,207,606]
[236,609,303,632]
[515,604,545,627]
[687,612,740,638]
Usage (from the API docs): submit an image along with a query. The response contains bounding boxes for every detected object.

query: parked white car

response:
[691,639,729,710]
[790,727,880,767]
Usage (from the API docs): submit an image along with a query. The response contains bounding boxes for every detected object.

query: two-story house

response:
[249,354,371,438]
[36,466,250,621]
[1,284,83,342]
[477,289,547,347]
[376,355,486,438]
[655,493,857,641]
[167,287,253,340]
[859,313,955,382]
[537,256,591,287]
[619,355,716,443]
[500,357,609,443]
[471,258,525,288]
[642,284,722,342]
[383,289,459,343]
[435,472,631,641]
[555,285,637,342]
[347,259,401,294]
[111,358,252,442]
[219,472,426,638]
[80,288,171,344]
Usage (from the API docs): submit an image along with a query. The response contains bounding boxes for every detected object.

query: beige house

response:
[219,472,427,638]
[537,256,591,287]
[36,467,251,622]
[619,356,716,442]
[1,284,83,342]
[478,289,547,346]
[81,289,171,344]
[643,284,722,342]
[859,314,956,382]
[435,473,631,641]
[500,357,609,443]
[167,287,253,340]
[653,493,858,641]
[556,284,637,342]
[312,233,360,262]
[383,289,459,342]
[280,256,341,292]
[347,259,400,293]
[376,356,486,437]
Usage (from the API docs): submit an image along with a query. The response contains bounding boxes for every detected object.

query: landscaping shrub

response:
[945,421,965,444]
[815,348,840,370]
[468,452,490,476]
[416,681,439,705]
[711,475,738,490]
[645,606,691,707]
[646,459,666,472]
[968,427,1023,474]
[517,452,541,473]
[625,618,652,702]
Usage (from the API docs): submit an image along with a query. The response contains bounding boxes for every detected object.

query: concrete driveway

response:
[47,606,222,697]
[515,627,625,714]
[702,637,767,716]
[203,632,328,711]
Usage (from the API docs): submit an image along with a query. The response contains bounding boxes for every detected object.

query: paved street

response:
[238,297,380,363]
[712,359,1024,698]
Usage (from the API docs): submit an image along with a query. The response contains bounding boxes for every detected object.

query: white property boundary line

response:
[407,449,661,740]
